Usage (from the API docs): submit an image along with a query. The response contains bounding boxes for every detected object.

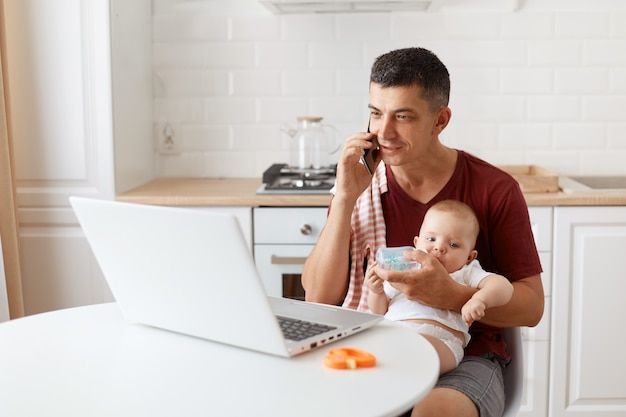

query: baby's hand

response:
[461,297,487,327]
[365,261,385,294]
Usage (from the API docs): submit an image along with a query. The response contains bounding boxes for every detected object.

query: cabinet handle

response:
[300,224,313,235]
[271,255,308,265]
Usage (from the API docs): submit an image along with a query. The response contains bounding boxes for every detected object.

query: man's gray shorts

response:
[436,353,509,417]
[398,353,509,417]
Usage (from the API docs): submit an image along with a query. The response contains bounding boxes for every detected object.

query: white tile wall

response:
[151,0,626,178]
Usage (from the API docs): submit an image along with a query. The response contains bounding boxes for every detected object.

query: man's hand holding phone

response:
[333,121,382,201]
[360,120,381,175]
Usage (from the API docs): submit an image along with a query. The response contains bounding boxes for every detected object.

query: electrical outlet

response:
[156,123,180,155]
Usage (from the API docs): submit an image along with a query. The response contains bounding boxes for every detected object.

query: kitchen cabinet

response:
[520,207,552,417]
[4,0,153,315]
[550,206,626,417]
[253,207,327,298]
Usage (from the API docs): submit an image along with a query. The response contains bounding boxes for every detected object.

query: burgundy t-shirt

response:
[382,151,542,358]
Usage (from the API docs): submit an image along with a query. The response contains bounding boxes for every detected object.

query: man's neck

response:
[389,147,458,204]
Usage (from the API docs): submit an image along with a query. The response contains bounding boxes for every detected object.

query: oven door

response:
[254,244,312,300]
[253,207,327,300]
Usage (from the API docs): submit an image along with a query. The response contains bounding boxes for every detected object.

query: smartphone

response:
[360,119,379,175]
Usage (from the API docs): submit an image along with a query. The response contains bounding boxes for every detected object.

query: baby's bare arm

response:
[364,262,389,315]
[462,274,514,326]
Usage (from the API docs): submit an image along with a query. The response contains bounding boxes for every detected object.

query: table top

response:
[0,303,439,417]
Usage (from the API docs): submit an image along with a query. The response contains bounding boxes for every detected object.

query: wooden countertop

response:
[116,178,332,207]
[116,177,626,207]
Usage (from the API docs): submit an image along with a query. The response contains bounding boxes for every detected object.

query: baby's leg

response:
[420,333,458,375]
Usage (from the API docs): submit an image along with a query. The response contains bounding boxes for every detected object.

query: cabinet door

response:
[5,0,117,316]
[551,207,626,417]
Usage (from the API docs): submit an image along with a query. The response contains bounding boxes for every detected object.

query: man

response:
[301,47,544,417]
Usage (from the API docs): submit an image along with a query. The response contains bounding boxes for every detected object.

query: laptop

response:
[69,197,383,357]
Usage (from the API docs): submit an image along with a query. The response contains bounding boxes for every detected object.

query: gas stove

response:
[257,163,336,194]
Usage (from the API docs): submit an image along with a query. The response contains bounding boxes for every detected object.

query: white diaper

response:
[396,321,465,366]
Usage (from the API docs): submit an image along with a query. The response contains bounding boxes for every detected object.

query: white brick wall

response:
[152,0,626,178]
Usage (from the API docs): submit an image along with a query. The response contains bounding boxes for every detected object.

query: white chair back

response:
[502,326,523,417]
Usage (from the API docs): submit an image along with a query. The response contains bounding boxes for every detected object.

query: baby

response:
[366,199,514,375]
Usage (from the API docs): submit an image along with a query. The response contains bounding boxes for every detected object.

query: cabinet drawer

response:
[253,207,327,244]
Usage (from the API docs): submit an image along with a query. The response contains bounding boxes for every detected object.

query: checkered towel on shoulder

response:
[340,162,388,312]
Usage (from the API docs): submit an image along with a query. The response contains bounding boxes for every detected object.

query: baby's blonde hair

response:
[428,200,480,246]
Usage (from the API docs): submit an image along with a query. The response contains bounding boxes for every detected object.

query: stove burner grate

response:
[261,163,337,193]
[275,176,333,189]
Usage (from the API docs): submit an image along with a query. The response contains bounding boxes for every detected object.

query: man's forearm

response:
[302,197,354,305]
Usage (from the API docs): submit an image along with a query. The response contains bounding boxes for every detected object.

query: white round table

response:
[0,303,439,417]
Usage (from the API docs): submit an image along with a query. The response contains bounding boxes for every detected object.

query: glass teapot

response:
[281,116,341,170]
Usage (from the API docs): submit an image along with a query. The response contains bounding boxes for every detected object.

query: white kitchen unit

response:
[4,0,154,315]
[519,207,553,417]
[253,207,327,299]
[550,206,626,417]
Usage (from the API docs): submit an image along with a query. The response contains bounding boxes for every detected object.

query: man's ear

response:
[467,249,478,264]
[433,106,451,135]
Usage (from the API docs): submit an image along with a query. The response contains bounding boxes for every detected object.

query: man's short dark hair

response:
[370,47,450,112]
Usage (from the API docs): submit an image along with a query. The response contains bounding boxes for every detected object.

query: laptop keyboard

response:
[277,316,337,341]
